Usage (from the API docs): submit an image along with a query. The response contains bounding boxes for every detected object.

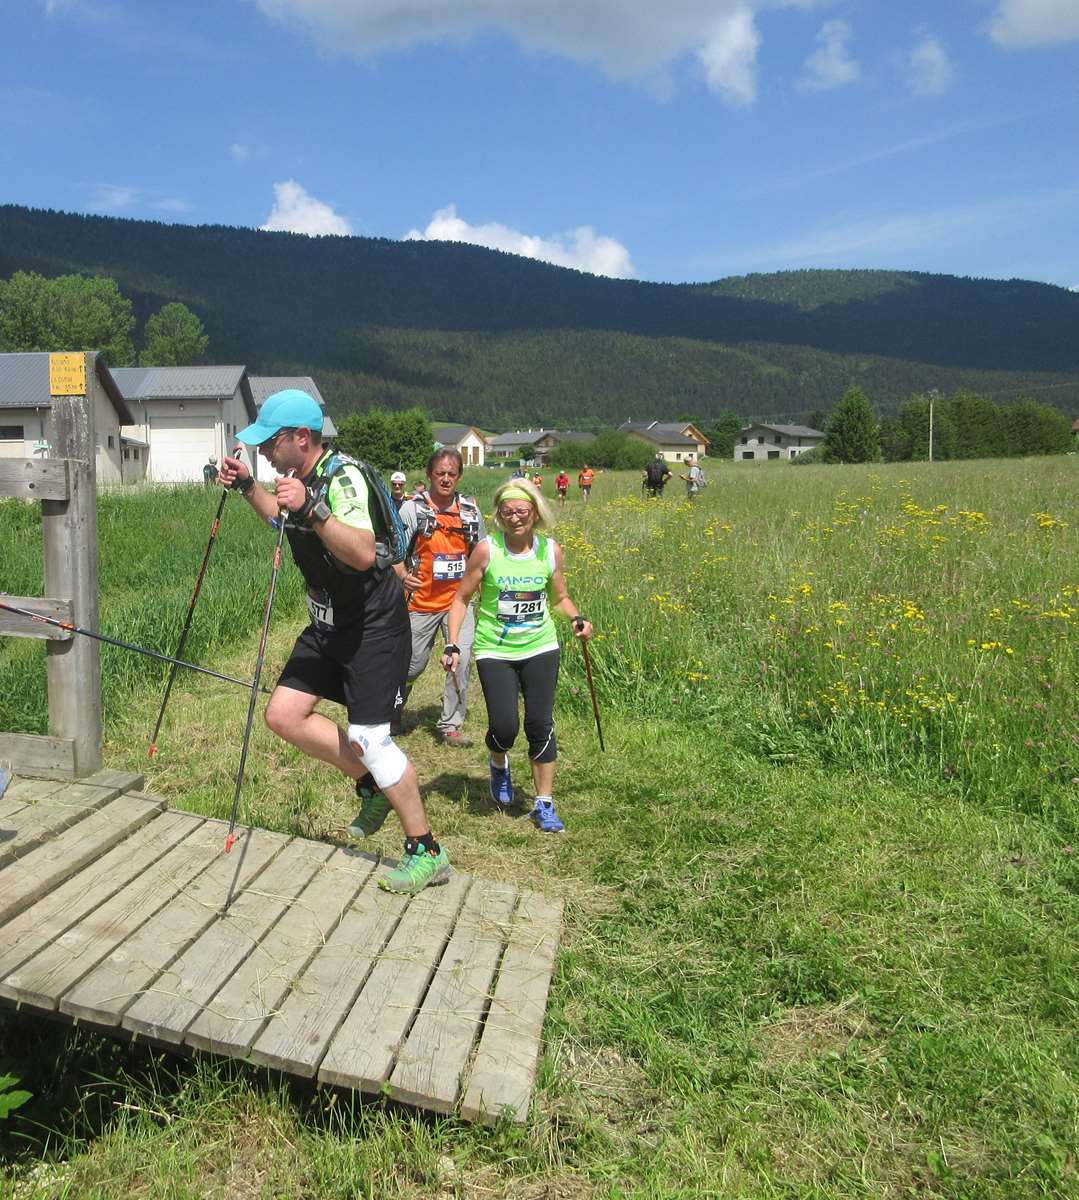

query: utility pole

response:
[927,388,939,463]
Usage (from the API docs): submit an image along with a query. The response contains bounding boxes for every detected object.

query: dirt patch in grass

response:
[756,999,880,1066]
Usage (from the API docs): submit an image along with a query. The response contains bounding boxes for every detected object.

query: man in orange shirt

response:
[578,463,595,503]
[398,450,486,746]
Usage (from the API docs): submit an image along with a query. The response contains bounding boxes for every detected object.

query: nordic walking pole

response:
[224,499,290,854]
[0,599,271,694]
[574,617,605,752]
[148,485,230,757]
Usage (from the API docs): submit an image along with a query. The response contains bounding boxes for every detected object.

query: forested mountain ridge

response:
[2,203,1077,427]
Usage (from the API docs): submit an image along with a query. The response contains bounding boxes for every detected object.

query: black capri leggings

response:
[476,648,560,764]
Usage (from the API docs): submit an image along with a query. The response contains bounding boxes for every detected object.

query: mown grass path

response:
[1,459,1076,1198]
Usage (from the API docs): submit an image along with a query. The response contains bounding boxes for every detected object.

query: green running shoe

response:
[347,780,390,839]
[379,845,451,895]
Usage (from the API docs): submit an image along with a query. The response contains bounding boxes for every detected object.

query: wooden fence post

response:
[41,351,103,776]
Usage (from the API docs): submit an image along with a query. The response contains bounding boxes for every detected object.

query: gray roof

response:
[622,422,698,448]
[746,423,825,438]
[488,429,554,448]
[432,423,481,445]
[249,375,326,407]
[250,375,335,437]
[545,429,595,443]
[112,364,257,421]
[0,352,133,423]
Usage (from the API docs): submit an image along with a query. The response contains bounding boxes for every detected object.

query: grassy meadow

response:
[0,457,1076,1199]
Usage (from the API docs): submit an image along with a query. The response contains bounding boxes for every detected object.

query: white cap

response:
[390,471,407,483]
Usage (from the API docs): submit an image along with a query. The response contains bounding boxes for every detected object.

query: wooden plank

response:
[248,867,419,1078]
[0,811,202,1001]
[0,778,68,806]
[0,597,74,641]
[0,734,76,780]
[317,872,473,1093]
[123,838,335,1044]
[80,769,145,794]
[459,891,563,1124]
[44,380,102,777]
[0,779,124,870]
[6,814,219,1012]
[58,828,287,1027]
[387,880,517,1114]
[185,850,377,1057]
[0,793,166,927]
[0,457,70,501]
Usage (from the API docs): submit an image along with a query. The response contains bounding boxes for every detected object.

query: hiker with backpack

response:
[397,449,486,747]
[681,454,705,500]
[218,389,450,896]
[441,476,593,833]
[643,454,671,498]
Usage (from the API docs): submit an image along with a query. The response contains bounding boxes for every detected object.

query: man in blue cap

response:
[218,389,450,895]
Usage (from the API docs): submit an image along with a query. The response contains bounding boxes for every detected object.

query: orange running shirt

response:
[408,499,475,614]
[578,468,594,487]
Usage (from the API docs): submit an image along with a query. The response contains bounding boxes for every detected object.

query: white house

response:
[619,421,710,462]
[432,423,487,467]
[0,352,133,485]
[250,376,337,481]
[112,365,257,483]
[735,423,825,461]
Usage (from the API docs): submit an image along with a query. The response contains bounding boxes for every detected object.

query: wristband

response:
[231,474,254,495]
[443,643,461,655]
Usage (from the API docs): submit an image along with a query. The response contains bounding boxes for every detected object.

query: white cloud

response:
[906,30,952,95]
[251,0,837,105]
[404,204,636,278]
[259,180,353,236]
[230,143,251,162]
[798,19,859,91]
[89,184,139,211]
[986,0,1079,47]
[696,6,760,106]
[152,197,196,213]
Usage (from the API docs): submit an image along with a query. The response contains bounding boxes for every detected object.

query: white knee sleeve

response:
[347,723,408,790]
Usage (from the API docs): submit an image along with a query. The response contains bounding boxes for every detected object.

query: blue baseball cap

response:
[236,389,324,444]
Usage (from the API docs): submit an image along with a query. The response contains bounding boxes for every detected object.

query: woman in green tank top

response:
[444,478,594,832]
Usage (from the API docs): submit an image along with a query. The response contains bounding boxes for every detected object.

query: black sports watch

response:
[309,496,332,524]
[443,643,461,655]
[231,474,254,495]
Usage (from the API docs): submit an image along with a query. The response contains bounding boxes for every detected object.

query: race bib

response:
[306,588,334,630]
[433,553,466,581]
[497,588,547,624]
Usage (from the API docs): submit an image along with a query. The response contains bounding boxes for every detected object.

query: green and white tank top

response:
[473,532,559,661]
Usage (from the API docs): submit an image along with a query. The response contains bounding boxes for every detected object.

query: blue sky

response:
[2,0,1077,286]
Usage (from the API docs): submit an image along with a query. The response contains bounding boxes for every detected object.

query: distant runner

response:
[443,478,593,833]
[555,470,570,507]
[578,464,595,503]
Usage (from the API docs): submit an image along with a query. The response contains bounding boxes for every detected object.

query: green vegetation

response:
[0,270,136,366]
[2,204,1078,429]
[139,301,208,367]
[334,407,432,471]
[824,385,880,463]
[1,458,1076,1196]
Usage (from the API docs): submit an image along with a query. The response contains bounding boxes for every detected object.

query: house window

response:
[742,451,755,460]
[0,425,23,440]
[768,450,780,460]
[776,435,783,445]
[740,436,748,445]
[108,434,115,449]
[123,448,129,460]
[133,448,140,461]
[675,452,682,460]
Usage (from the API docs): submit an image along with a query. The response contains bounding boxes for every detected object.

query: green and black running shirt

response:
[285,449,406,636]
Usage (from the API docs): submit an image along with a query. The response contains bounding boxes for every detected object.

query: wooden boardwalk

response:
[0,771,562,1124]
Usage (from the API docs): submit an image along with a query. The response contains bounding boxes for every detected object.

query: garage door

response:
[150,416,215,483]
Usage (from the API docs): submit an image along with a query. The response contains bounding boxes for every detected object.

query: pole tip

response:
[224,832,235,854]
[148,744,157,758]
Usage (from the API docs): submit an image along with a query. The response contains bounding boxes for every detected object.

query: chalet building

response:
[735,423,824,461]
[486,428,594,466]
[618,421,709,462]
[0,352,134,485]
[250,376,336,481]
[432,423,487,467]
[112,365,257,483]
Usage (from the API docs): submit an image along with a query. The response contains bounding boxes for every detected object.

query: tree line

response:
[0,271,208,367]
[799,386,1074,465]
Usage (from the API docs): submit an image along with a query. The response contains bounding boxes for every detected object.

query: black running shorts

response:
[277,621,410,725]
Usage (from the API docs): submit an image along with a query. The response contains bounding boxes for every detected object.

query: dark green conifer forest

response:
[2,203,1077,430]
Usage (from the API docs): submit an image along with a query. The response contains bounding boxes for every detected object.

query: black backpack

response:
[646,460,667,485]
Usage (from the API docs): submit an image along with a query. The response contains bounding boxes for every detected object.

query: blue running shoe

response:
[489,758,513,807]
[532,798,565,833]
